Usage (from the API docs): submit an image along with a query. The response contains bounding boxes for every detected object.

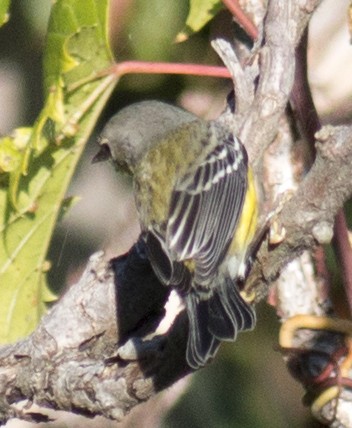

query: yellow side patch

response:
[230,168,258,254]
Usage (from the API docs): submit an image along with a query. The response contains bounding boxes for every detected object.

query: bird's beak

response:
[92,142,111,164]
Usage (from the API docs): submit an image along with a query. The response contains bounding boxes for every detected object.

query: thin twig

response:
[211,38,254,115]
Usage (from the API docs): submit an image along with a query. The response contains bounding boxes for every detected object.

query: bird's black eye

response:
[92,143,112,164]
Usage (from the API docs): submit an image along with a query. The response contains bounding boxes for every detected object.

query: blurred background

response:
[2,0,352,426]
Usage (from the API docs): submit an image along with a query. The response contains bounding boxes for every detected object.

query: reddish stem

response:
[105,1,261,82]
[221,0,258,40]
[105,61,231,79]
[333,211,352,315]
[290,29,319,161]
[314,246,331,293]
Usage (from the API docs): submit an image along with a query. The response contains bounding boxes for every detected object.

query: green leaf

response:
[176,0,222,42]
[0,0,117,344]
[0,0,10,27]
[0,128,31,173]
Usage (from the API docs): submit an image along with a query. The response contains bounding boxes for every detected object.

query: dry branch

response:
[0,246,190,424]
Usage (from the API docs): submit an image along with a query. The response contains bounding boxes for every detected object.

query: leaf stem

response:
[105,61,231,79]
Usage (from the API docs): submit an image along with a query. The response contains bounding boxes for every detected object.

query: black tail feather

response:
[185,293,220,369]
[225,278,256,331]
[208,277,256,340]
[206,290,237,339]
[185,278,256,368]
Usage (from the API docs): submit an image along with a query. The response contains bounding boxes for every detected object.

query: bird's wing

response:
[166,135,248,286]
[144,228,191,291]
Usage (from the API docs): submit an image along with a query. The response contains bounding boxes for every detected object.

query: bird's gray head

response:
[93,100,198,174]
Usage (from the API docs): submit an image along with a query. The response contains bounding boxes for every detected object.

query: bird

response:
[93,100,258,369]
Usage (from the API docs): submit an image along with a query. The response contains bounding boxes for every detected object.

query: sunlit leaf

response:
[0,128,31,173]
[176,0,222,42]
[0,0,117,343]
[0,0,10,27]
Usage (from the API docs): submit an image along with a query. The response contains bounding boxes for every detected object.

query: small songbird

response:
[94,100,258,369]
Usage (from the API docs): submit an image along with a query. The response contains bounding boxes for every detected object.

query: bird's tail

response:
[185,294,220,369]
[185,277,256,369]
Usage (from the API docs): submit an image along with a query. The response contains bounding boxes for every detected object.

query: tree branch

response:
[0,245,191,424]
[247,125,352,296]
[242,0,322,164]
